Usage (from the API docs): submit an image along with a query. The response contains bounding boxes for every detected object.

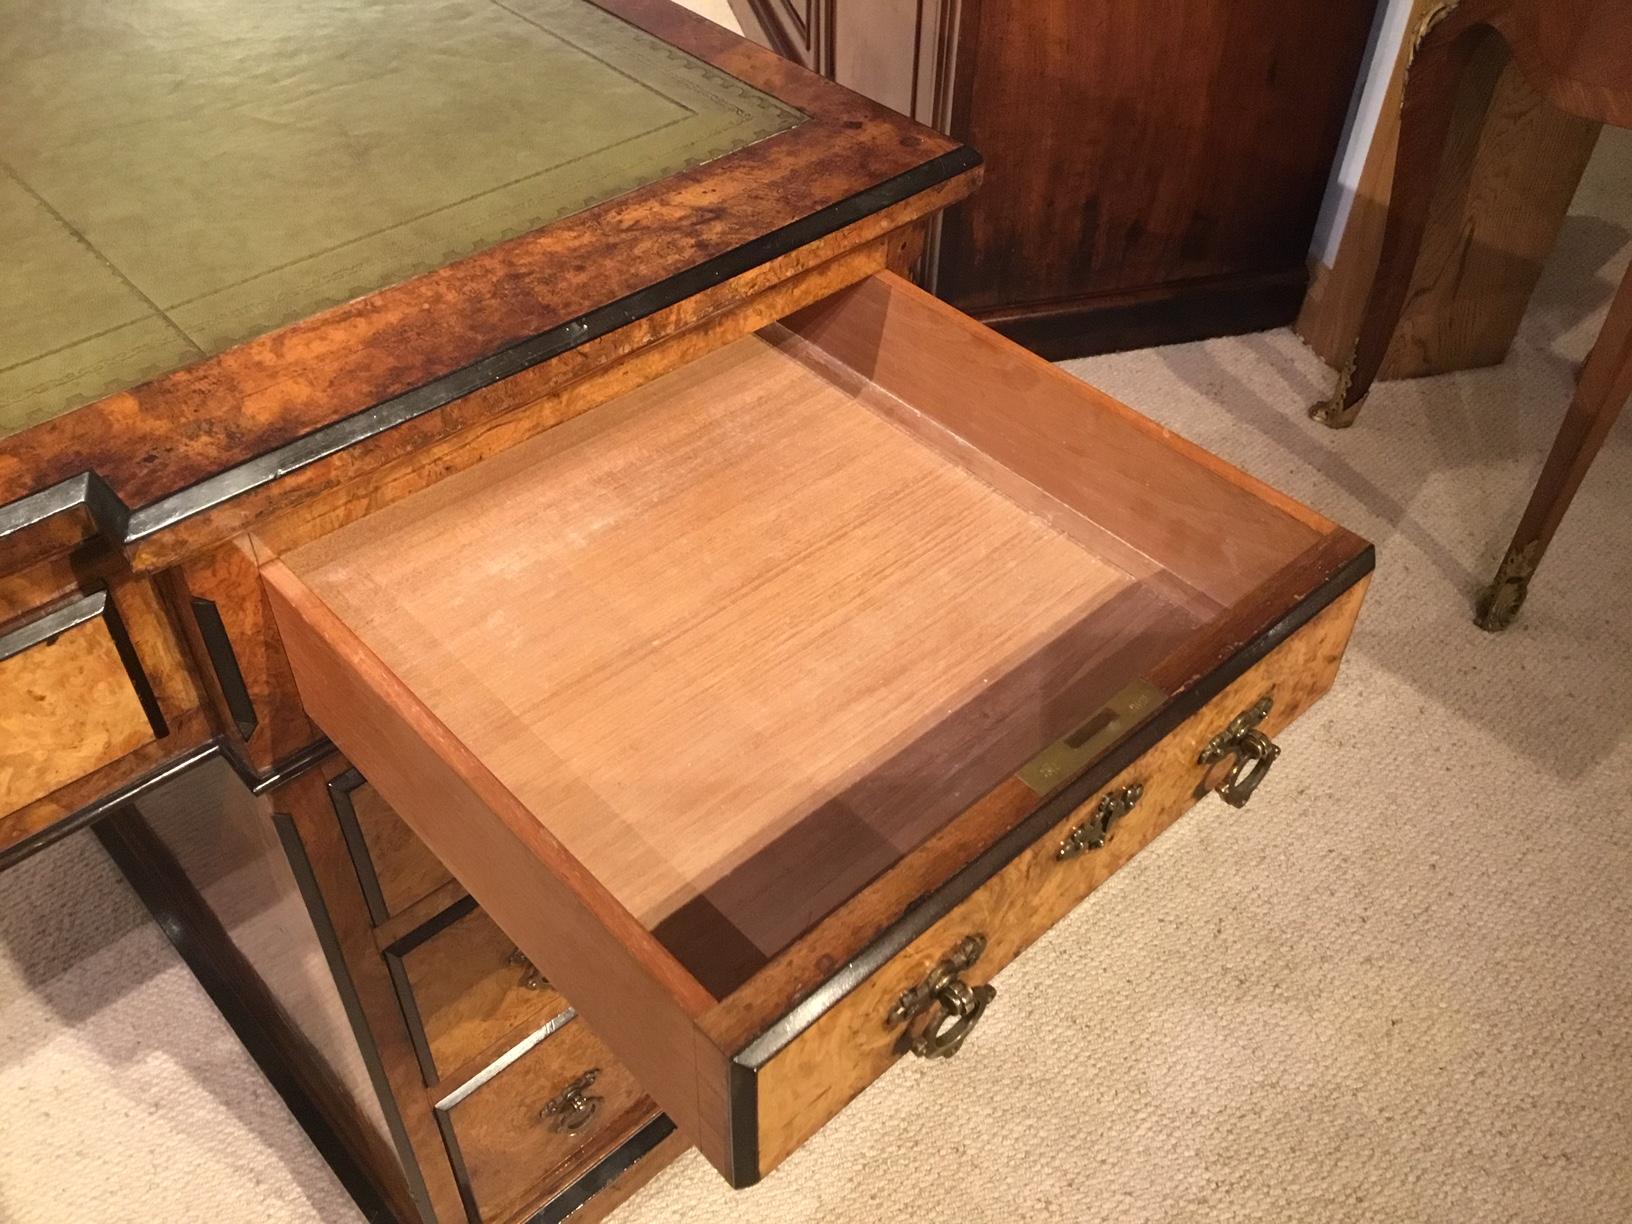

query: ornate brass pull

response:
[507,948,549,991]
[1057,783,1143,860]
[887,935,997,1060]
[542,1069,601,1133]
[1198,695,1281,808]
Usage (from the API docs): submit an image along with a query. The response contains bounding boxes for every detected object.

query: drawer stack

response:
[327,769,667,1223]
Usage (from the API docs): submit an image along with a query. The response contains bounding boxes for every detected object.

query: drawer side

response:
[263,558,736,1175]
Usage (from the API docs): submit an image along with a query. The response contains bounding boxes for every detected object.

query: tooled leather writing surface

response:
[0,0,798,439]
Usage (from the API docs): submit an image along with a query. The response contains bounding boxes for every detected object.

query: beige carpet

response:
[3,15,1629,1223]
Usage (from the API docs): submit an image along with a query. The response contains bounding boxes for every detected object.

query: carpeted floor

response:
[3,13,1628,1222]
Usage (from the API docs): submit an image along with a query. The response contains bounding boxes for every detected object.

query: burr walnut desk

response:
[0,1,1372,1220]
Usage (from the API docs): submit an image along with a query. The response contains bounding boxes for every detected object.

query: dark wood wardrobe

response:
[731,0,1381,357]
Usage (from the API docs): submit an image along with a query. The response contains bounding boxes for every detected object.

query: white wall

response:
[1309,0,1419,266]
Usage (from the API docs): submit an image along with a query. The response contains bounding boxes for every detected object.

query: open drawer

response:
[262,272,1371,1187]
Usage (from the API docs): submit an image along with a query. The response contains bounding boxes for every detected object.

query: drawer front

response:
[330,768,456,923]
[437,1014,652,1223]
[387,896,569,1085]
[748,578,1368,1175]
[1,589,164,817]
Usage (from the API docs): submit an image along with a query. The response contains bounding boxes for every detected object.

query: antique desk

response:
[0,2,1372,1221]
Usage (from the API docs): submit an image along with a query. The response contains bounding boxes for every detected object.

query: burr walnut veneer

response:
[1,0,1370,1217]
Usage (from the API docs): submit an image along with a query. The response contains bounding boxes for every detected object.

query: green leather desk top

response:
[0,0,800,439]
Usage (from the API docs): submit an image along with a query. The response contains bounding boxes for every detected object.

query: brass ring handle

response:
[1198,695,1281,808]
[507,948,549,991]
[542,1069,601,1134]
[909,978,997,1060]
[888,935,997,1061]
[1215,728,1280,808]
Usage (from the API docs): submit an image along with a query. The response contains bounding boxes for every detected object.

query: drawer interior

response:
[271,274,1328,999]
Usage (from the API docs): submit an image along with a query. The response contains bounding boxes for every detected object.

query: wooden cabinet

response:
[733,0,1381,357]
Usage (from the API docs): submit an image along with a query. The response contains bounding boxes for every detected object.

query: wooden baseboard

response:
[970,267,1310,361]
[96,806,409,1223]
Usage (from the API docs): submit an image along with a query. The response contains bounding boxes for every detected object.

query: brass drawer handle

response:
[887,935,997,1061]
[1198,695,1281,808]
[507,948,549,991]
[1057,783,1143,860]
[542,1069,601,1133]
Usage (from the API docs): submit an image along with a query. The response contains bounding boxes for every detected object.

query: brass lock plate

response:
[1018,679,1166,796]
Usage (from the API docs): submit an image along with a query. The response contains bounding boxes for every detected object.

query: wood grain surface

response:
[1,613,154,815]
[740,0,1375,356]
[783,275,1330,605]
[440,1018,652,1224]
[753,577,1369,1175]
[274,760,472,1223]
[346,777,457,925]
[165,538,317,770]
[281,330,1165,980]
[133,207,957,572]
[264,561,731,1173]
[396,903,569,1085]
[1298,2,1600,376]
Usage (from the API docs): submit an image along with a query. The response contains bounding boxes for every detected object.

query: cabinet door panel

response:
[939,0,1377,315]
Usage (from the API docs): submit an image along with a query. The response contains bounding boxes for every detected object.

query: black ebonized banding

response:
[0,738,218,874]
[382,894,483,1086]
[191,596,259,740]
[328,767,393,926]
[0,735,332,874]
[273,809,441,1224]
[0,588,107,661]
[522,1115,678,1224]
[1,586,166,738]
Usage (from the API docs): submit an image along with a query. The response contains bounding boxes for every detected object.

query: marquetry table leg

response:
[1476,262,1632,629]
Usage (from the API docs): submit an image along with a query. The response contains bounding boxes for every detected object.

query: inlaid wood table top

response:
[0,0,976,567]
[1,0,797,439]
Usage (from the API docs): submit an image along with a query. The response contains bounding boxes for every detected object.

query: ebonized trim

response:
[521,1115,677,1224]
[0,148,981,554]
[0,739,219,874]
[329,767,394,926]
[0,735,331,874]
[382,894,482,1086]
[0,588,107,660]
[190,596,259,740]
[274,809,440,1224]
[95,807,402,1224]
[724,545,1375,1186]
[431,1019,670,1224]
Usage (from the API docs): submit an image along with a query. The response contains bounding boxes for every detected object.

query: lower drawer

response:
[387,895,568,1085]
[435,1014,652,1223]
